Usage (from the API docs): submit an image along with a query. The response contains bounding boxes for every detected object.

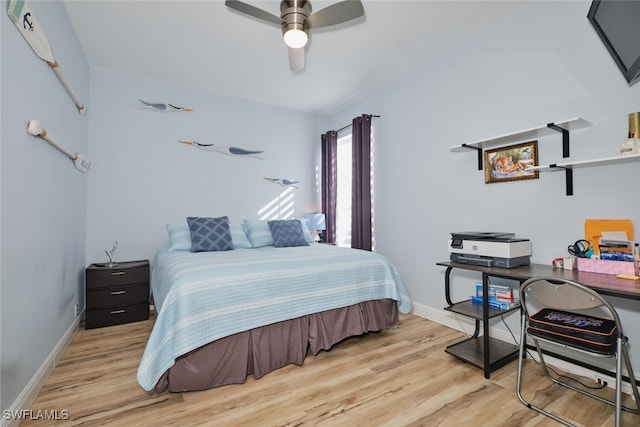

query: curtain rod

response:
[335,114,380,133]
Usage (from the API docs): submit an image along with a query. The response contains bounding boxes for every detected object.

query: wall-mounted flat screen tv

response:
[587,0,640,86]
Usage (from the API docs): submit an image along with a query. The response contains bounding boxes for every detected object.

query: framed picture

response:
[484,140,539,184]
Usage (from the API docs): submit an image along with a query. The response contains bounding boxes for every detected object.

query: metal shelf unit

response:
[440,262,522,379]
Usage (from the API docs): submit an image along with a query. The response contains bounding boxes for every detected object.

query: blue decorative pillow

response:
[268,220,309,247]
[187,216,234,252]
[168,222,251,250]
[244,219,275,248]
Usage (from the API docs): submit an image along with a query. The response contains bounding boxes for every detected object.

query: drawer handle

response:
[111,290,126,295]
[110,309,126,314]
[111,271,126,276]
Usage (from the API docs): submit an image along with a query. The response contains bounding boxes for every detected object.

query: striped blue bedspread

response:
[136,244,412,391]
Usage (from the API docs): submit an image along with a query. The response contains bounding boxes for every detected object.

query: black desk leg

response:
[444,267,454,306]
[444,266,480,339]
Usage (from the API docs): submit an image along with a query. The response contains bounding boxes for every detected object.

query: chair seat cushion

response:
[528,308,617,355]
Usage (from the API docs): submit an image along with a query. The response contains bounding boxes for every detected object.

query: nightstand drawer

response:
[85,302,149,329]
[86,261,149,289]
[86,284,149,310]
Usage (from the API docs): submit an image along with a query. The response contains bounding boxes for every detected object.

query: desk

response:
[436,261,640,379]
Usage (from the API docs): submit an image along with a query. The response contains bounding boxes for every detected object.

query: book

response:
[476,283,515,302]
[471,296,520,310]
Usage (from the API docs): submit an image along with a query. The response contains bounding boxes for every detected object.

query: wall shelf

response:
[452,116,636,196]
[529,153,640,170]
[527,153,640,195]
[451,117,591,170]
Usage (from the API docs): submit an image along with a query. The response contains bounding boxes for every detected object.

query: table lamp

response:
[304,213,326,242]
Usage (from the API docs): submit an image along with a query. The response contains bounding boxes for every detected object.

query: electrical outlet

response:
[595,375,635,397]
[74,303,79,317]
[595,376,608,387]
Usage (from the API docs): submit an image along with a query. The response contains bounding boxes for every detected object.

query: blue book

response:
[471,296,520,310]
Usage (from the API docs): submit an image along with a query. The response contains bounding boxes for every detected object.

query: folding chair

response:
[516,276,640,426]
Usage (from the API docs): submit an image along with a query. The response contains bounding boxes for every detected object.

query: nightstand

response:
[85,260,150,329]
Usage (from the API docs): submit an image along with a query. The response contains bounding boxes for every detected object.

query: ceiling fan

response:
[225,0,364,71]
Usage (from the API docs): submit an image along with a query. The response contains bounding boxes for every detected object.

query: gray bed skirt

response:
[154,299,399,393]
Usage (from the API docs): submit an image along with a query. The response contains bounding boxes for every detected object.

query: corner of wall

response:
[1,315,82,427]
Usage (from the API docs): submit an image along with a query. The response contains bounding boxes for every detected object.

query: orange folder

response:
[584,219,634,255]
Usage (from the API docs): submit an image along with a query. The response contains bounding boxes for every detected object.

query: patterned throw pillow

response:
[187,216,234,252]
[268,220,309,248]
[167,222,251,250]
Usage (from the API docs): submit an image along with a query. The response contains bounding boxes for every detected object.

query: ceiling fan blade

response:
[225,0,282,26]
[308,0,364,28]
[288,47,305,71]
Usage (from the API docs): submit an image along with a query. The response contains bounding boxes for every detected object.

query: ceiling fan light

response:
[283,28,308,49]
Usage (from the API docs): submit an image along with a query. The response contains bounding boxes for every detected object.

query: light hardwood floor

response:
[21,313,639,426]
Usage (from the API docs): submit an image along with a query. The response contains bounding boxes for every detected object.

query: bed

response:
[136,220,412,393]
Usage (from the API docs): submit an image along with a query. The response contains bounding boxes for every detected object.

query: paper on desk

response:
[600,231,633,249]
[585,219,633,255]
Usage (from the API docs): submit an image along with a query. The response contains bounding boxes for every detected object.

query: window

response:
[336,129,352,247]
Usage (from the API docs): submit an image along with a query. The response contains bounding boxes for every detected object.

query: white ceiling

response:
[62,0,527,114]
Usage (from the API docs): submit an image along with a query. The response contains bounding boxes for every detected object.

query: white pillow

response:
[230,223,252,249]
[298,217,315,243]
[243,219,275,248]
[166,222,191,251]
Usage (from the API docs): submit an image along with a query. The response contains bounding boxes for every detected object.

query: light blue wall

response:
[85,70,318,264]
[1,0,89,412]
[2,0,640,412]
[322,0,640,370]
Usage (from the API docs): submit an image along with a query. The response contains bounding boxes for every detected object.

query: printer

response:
[448,232,532,268]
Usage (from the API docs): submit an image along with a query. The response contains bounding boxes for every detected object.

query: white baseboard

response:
[410,303,638,397]
[1,312,82,427]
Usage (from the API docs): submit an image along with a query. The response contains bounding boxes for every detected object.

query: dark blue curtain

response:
[321,131,338,244]
[351,115,372,251]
